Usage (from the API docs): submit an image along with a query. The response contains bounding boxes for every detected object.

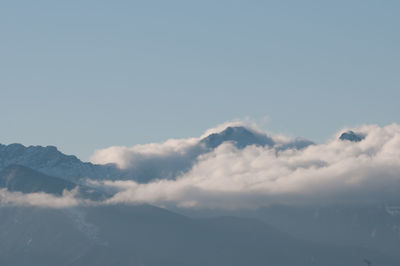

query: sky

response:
[1,0,399,160]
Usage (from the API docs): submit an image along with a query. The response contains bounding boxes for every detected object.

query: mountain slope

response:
[0,164,105,200]
[0,164,77,195]
[0,204,397,266]
[256,204,400,258]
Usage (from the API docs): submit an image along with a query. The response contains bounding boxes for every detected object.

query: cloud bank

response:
[3,122,400,210]
[95,123,400,209]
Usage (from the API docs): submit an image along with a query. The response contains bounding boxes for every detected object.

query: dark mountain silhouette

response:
[339,131,365,142]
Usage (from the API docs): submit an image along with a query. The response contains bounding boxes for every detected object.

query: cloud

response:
[94,123,400,209]
[90,138,205,182]
[89,120,300,183]
[0,187,87,208]
[90,119,271,168]
[90,120,256,170]
[90,138,200,169]
[12,121,400,210]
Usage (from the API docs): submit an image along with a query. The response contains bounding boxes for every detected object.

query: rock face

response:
[339,131,365,142]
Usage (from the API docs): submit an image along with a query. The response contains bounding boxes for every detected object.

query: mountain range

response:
[1,126,394,266]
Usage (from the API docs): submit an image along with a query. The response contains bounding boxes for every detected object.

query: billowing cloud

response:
[94,123,400,209]
[90,137,205,182]
[89,121,301,183]
[90,120,255,170]
[90,138,200,169]
[4,122,400,210]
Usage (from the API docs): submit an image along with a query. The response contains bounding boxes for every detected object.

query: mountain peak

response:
[201,126,275,149]
[339,131,365,142]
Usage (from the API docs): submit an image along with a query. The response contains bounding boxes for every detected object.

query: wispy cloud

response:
[0,188,86,208]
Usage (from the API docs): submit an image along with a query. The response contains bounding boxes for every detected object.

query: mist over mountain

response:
[3,0,398,264]
[90,125,315,183]
[2,123,400,265]
[0,126,313,184]
[0,164,105,201]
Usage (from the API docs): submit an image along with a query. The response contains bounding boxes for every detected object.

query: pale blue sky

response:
[1,0,399,160]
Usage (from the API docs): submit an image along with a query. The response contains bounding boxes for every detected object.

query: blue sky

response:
[1,0,399,160]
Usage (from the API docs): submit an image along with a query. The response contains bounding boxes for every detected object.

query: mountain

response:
[0,143,119,182]
[0,204,397,266]
[339,131,365,142]
[200,126,314,151]
[0,164,77,195]
[0,164,105,200]
[200,126,275,149]
[0,130,398,265]
[255,204,400,258]
[274,138,315,152]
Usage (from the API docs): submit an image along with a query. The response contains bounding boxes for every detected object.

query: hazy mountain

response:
[0,164,77,195]
[255,204,400,258]
[0,204,397,266]
[0,164,105,200]
[339,131,365,142]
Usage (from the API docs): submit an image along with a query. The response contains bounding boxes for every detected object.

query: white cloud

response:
[90,138,200,169]
[95,123,400,209]
[9,122,400,210]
